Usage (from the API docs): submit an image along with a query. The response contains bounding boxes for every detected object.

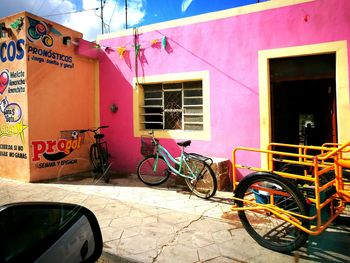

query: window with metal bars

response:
[141,80,203,131]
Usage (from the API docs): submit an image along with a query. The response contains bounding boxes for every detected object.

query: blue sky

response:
[1,0,267,41]
[142,0,267,25]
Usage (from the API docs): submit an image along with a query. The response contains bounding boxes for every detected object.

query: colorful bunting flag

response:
[162,36,167,49]
[150,39,159,45]
[135,44,141,57]
[117,47,126,59]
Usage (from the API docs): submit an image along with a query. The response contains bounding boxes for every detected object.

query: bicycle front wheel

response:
[184,159,217,199]
[234,172,308,253]
[137,156,170,186]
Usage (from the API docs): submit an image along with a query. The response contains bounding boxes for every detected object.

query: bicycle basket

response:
[141,136,155,157]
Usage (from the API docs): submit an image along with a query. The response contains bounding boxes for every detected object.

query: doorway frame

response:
[258,41,349,168]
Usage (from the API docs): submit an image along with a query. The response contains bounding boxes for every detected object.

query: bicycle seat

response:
[177,140,191,147]
[94,134,104,140]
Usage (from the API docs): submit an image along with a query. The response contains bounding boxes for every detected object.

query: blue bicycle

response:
[137,132,217,199]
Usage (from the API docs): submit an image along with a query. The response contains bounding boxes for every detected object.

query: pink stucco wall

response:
[95,0,350,175]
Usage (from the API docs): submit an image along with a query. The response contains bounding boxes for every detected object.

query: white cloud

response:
[62,0,146,40]
[0,0,146,41]
[0,0,77,22]
[181,0,193,13]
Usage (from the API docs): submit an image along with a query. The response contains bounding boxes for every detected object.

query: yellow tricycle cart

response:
[231,142,350,253]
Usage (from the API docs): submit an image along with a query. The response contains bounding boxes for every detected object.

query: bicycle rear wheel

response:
[90,144,102,172]
[90,144,110,183]
[137,155,170,186]
[100,146,110,183]
[234,172,308,253]
[184,159,217,199]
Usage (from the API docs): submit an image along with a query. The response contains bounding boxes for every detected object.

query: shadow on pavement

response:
[300,222,350,262]
[39,171,193,194]
[35,171,350,262]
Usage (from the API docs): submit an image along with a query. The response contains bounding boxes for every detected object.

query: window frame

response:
[258,41,349,168]
[142,81,204,131]
[133,71,211,140]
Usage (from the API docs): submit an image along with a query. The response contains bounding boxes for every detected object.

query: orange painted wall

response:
[0,12,98,182]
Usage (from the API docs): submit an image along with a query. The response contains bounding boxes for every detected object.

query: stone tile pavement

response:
[0,172,349,263]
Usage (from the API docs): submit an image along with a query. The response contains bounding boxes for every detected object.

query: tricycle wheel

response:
[234,172,309,253]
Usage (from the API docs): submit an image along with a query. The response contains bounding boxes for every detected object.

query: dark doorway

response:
[270,54,337,146]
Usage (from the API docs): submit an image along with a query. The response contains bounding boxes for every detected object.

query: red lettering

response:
[32,141,46,161]
[57,139,67,152]
[46,140,56,152]
[31,138,80,162]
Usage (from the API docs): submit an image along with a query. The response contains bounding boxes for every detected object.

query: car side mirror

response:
[0,202,103,263]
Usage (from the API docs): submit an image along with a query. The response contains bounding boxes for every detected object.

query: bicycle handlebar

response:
[80,126,109,133]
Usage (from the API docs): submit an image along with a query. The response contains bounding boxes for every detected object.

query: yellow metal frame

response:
[231,142,350,236]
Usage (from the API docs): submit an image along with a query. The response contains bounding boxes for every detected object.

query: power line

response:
[47,1,66,16]
[43,7,100,18]
[105,0,117,33]
[42,1,107,35]
[36,0,46,14]
[29,1,38,13]
[108,1,118,26]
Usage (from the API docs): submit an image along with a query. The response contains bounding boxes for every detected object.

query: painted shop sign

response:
[0,39,25,62]
[0,120,27,138]
[31,136,82,169]
[26,17,75,69]
[0,69,26,94]
[0,64,27,160]
[32,137,82,161]
[0,68,27,142]
[0,68,28,150]
[27,46,74,69]
[0,143,27,159]
[36,159,78,169]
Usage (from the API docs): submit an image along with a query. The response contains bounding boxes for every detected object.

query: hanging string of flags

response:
[93,36,168,59]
